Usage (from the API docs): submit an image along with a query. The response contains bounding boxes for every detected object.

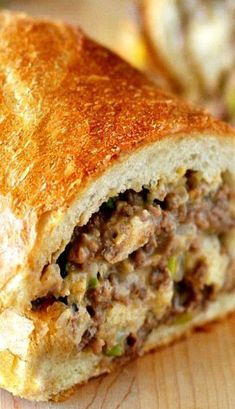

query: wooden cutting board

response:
[1,314,235,409]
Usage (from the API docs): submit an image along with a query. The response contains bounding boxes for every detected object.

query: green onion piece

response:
[87,276,99,290]
[168,256,178,279]
[174,312,193,325]
[105,198,116,209]
[226,91,235,116]
[101,197,116,211]
[104,344,124,357]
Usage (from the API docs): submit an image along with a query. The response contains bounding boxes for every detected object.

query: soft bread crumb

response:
[0,309,34,359]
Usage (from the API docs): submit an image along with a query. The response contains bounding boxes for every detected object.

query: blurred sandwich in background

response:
[118,0,235,125]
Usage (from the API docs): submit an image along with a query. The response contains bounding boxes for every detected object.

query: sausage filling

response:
[32,170,235,359]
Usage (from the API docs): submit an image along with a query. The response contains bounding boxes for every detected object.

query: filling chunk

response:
[32,170,235,359]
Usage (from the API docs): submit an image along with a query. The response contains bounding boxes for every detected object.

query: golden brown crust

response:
[0,10,233,219]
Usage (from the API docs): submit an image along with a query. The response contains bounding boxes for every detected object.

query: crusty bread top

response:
[0,10,233,217]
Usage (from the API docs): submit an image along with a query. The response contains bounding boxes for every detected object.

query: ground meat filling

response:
[32,171,235,359]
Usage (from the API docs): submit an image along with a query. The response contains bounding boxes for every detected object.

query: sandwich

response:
[141,0,235,125]
[0,10,235,402]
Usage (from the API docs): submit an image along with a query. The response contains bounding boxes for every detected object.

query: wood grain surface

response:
[1,314,235,409]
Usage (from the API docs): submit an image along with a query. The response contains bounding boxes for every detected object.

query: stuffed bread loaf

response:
[0,11,235,401]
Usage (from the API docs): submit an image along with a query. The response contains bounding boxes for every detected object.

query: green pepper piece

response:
[168,256,178,279]
[87,276,99,290]
[104,344,124,357]
[107,198,116,208]
[101,198,116,213]
[174,312,193,325]
[226,91,235,116]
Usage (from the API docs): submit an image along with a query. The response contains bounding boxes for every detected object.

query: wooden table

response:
[1,314,235,409]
